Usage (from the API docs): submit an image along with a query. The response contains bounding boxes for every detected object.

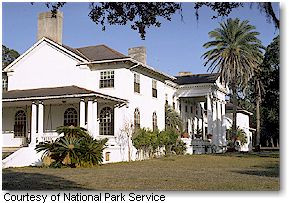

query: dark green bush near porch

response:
[35,126,108,168]
[132,128,187,157]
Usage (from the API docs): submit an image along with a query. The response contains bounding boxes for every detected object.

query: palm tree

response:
[202,18,264,140]
[165,104,183,133]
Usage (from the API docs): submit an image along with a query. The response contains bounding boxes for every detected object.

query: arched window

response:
[64,108,78,126]
[100,107,114,135]
[134,108,140,129]
[14,110,26,137]
[152,112,158,131]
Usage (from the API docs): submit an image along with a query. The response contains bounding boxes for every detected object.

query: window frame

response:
[100,70,114,88]
[14,110,26,137]
[152,80,157,98]
[99,107,114,135]
[2,73,8,91]
[134,73,140,93]
[134,108,140,129]
[64,108,78,127]
[152,112,158,131]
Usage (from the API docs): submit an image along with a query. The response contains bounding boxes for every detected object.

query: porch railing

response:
[40,131,62,142]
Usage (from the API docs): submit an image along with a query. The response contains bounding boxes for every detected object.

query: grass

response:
[2,152,279,191]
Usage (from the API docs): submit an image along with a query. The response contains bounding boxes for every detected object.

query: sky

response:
[2,2,280,76]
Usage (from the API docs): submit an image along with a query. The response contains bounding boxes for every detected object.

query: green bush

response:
[36,126,108,168]
[132,128,185,157]
[172,140,187,155]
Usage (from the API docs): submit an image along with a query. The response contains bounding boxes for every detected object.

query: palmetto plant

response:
[36,126,108,168]
[203,18,264,139]
[165,104,183,133]
[56,125,91,139]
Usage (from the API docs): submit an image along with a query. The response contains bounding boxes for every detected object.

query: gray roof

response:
[63,44,129,62]
[2,85,127,103]
[174,73,220,85]
[225,102,253,115]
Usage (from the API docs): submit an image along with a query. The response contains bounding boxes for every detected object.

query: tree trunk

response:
[255,80,262,151]
[256,94,261,149]
[231,83,237,142]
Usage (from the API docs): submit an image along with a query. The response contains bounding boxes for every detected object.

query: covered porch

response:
[2,86,127,148]
[176,83,227,153]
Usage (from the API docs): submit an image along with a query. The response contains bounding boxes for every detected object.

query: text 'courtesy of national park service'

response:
[3,192,167,203]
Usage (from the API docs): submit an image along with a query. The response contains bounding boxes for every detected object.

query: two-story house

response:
[2,11,233,168]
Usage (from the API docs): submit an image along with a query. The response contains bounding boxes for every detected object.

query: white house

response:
[224,103,254,152]
[2,11,248,168]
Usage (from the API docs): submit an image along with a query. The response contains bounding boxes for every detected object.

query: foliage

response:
[194,2,243,20]
[203,18,264,140]
[237,36,279,147]
[171,140,187,155]
[36,126,108,167]
[39,2,279,40]
[132,128,184,157]
[56,125,91,139]
[259,35,279,146]
[227,126,248,146]
[195,2,279,29]
[165,104,183,133]
[2,45,20,69]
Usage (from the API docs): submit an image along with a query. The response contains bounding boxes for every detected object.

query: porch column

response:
[92,99,98,138]
[188,118,192,137]
[207,93,213,134]
[87,99,93,135]
[30,101,37,146]
[212,100,217,144]
[38,101,44,142]
[216,100,222,146]
[79,98,86,128]
[221,101,226,145]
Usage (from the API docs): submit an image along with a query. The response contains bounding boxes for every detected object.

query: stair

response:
[2,146,44,168]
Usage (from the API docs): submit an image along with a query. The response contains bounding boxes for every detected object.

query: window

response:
[134,73,140,93]
[134,108,140,129]
[165,94,168,105]
[105,152,110,161]
[152,112,158,131]
[100,70,114,88]
[152,80,157,98]
[100,107,114,135]
[64,108,78,126]
[191,106,193,114]
[14,110,26,137]
[2,73,8,91]
[185,105,188,112]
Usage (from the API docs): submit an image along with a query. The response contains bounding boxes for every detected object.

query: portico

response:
[175,73,228,152]
[2,86,127,148]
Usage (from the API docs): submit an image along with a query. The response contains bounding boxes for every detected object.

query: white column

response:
[221,101,226,145]
[216,101,222,146]
[207,94,213,134]
[212,100,217,145]
[92,99,98,138]
[188,118,192,137]
[30,101,37,146]
[87,99,93,135]
[79,98,86,128]
[38,101,44,143]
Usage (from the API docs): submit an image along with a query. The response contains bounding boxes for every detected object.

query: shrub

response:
[132,128,185,157]
[36,126,108,168]
[172,139,187,155]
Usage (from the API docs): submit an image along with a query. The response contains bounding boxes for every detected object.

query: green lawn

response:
[2,152,279,191]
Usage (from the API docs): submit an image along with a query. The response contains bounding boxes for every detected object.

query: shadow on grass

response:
[232,163,279,178]
[2,169,88,190]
